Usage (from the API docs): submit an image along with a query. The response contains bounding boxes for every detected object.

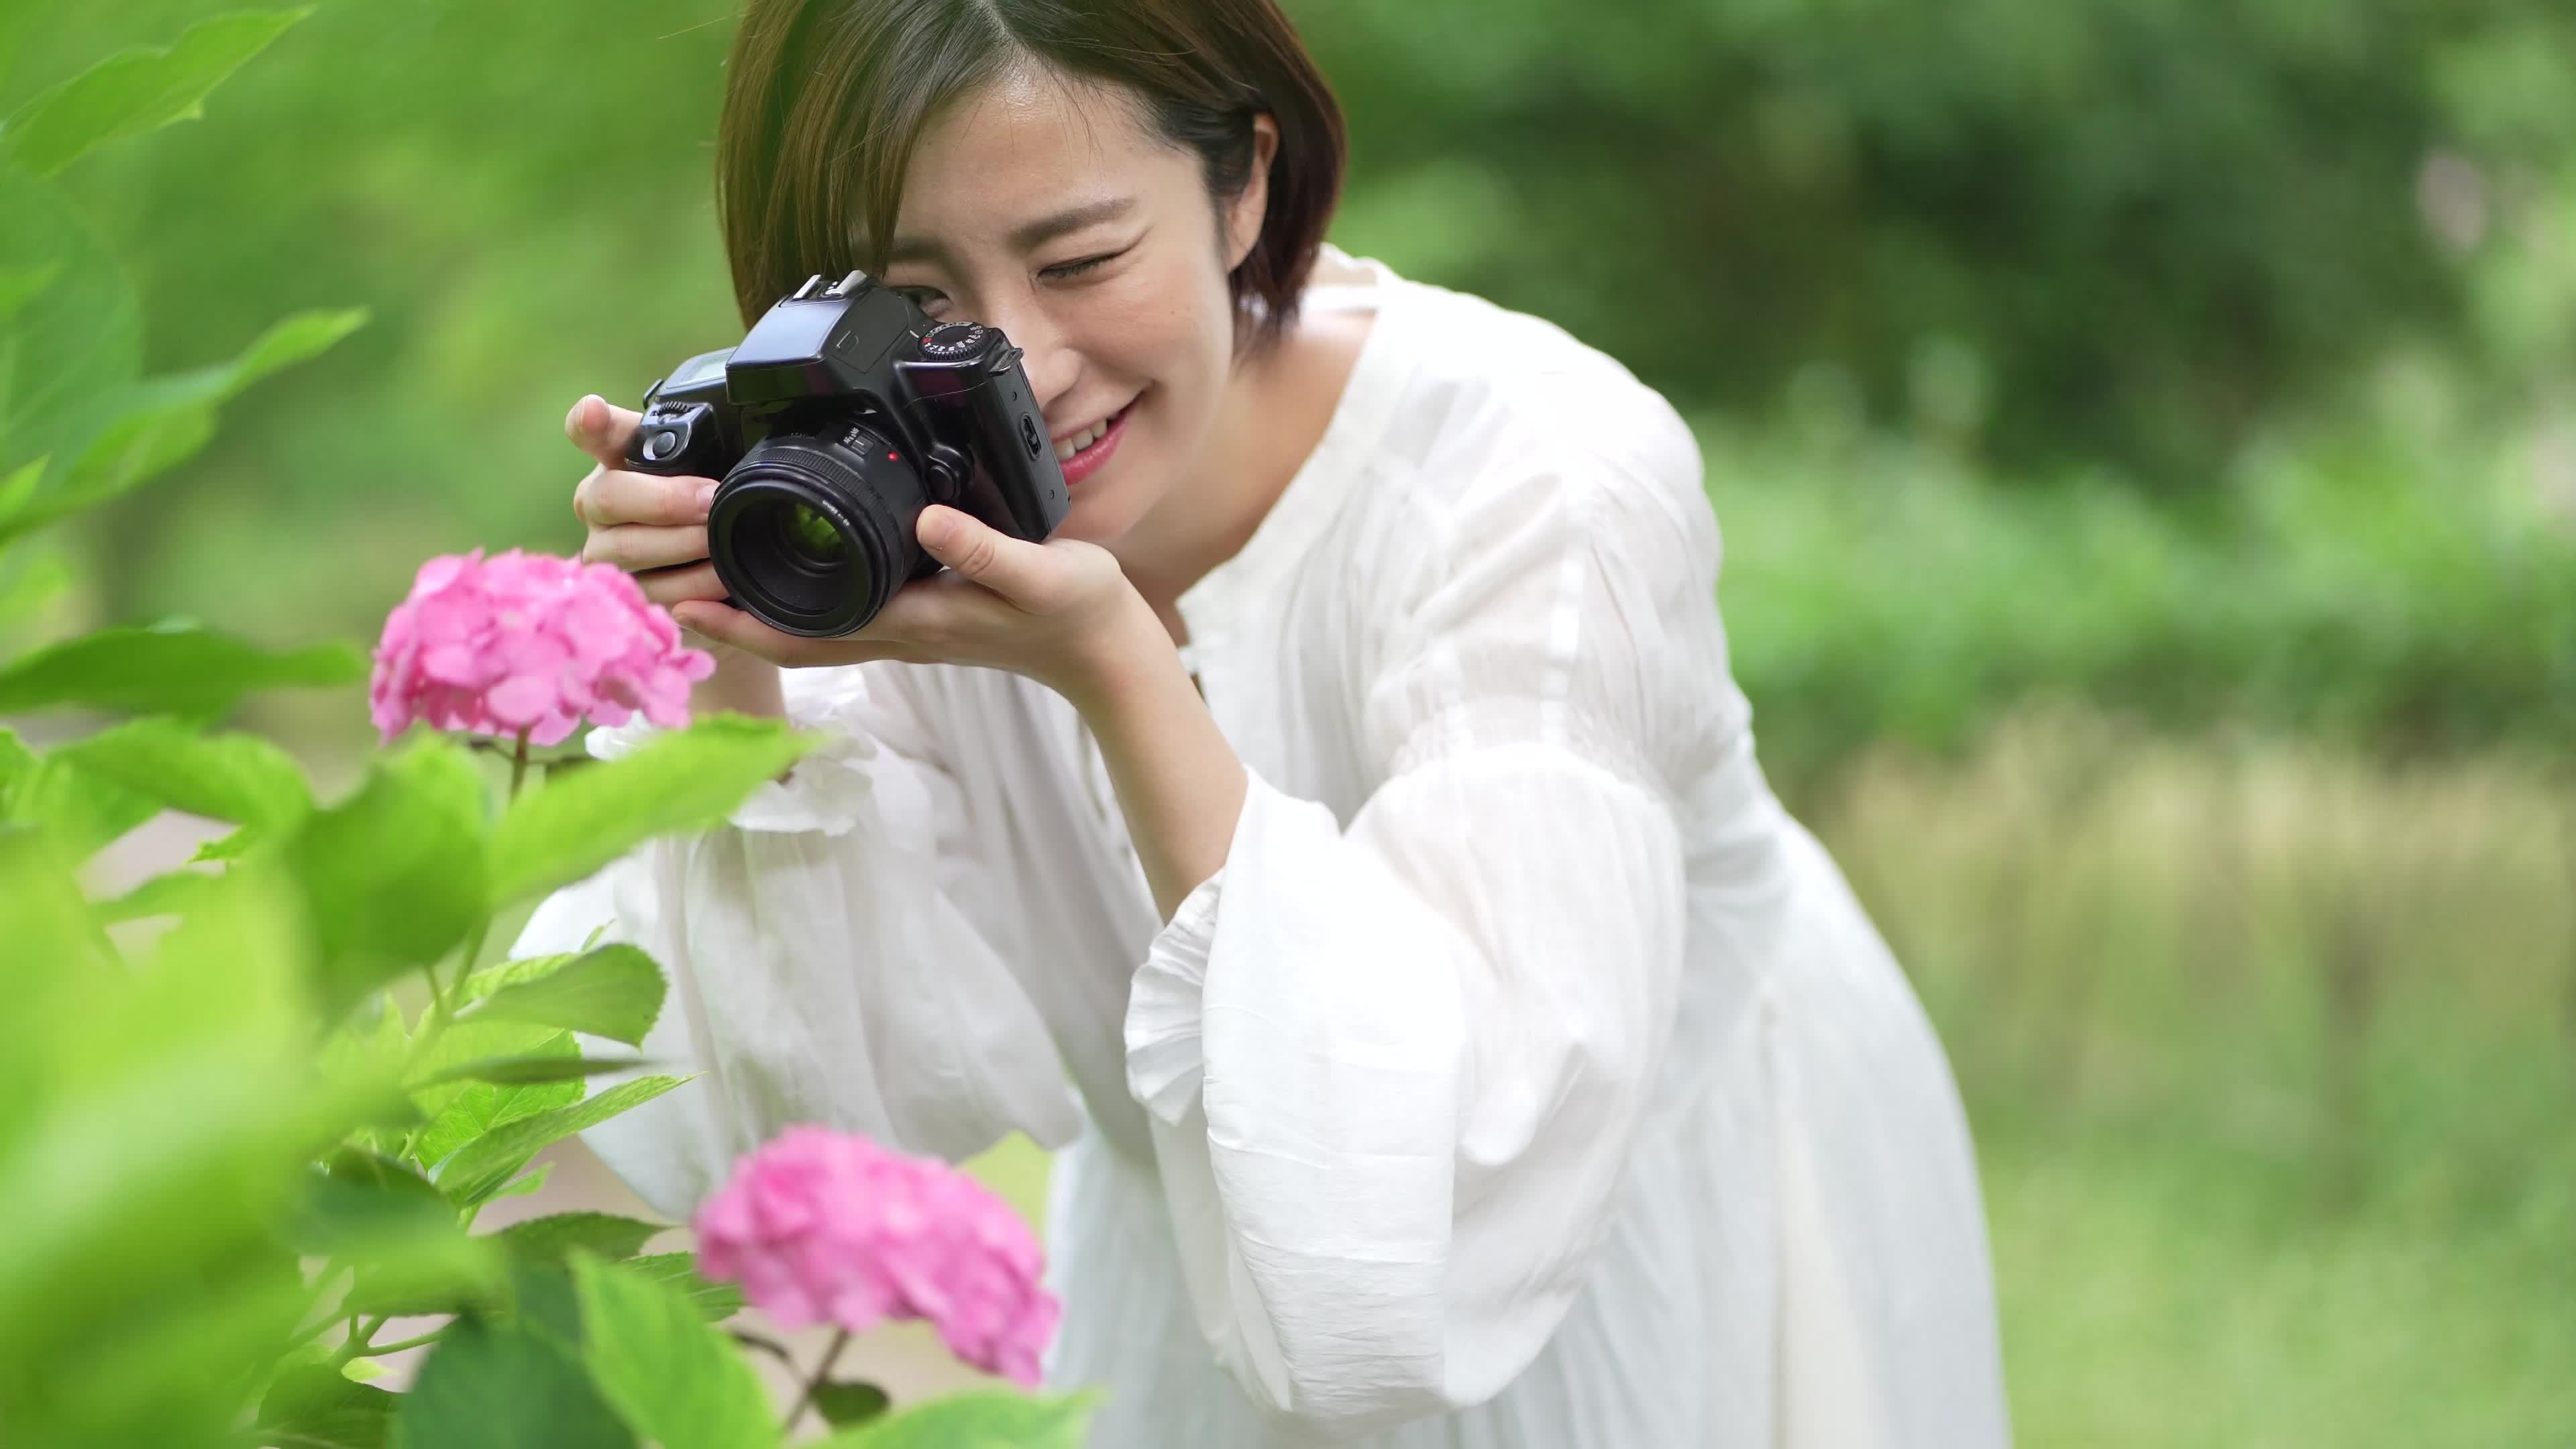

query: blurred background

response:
[5,0,2573,1440]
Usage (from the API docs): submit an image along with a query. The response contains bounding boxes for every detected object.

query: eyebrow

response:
[886,196,1136,266]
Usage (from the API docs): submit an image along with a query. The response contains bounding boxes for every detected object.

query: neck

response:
[1109,307,1373,638]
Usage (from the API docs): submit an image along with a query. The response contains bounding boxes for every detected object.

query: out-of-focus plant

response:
[0,17,1096,1448]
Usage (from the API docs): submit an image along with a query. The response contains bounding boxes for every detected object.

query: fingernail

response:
[919,510,953,548]
[693,480,718,513]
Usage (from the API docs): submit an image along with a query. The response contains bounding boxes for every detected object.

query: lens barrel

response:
[705,425,928,636]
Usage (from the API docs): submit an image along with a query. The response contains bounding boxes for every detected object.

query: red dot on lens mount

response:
[888,452,900,461]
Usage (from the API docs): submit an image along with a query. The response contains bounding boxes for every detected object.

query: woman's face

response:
[879,64,1268,545]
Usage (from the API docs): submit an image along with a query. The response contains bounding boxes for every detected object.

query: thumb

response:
[917,505,1047,606]
[564,394,645,472]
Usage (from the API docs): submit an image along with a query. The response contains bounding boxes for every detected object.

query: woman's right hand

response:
[566,394,785,718]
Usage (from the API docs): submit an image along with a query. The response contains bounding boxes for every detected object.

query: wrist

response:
[1057,586,1184,722]
[689,640,785,720]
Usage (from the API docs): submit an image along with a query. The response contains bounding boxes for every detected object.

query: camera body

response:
[625,270,1070,636]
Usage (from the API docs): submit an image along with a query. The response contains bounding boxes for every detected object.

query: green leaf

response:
[484,1161,555,1203]
[0,457,39,515]
[0,307,369,548]
[1,10,310,178]
[286,734,490,1017]
[342,1231,509,1319]
[407,1022,581,1169]
[189,824,260,862]
[812,1381,893,1430]
[626,1253,746,1322]
[466,943,665,1046]
[282,1149,453,1256]
[0,725,35,810]
[0,262,60,323]
[395,1316,637,1449]
[488,715,814,906]
[436,1075,688,1206]
[493,1212,669,1266]
[820,1390,1102,1449]
[258,1360,398,1449]
[417,1053,649,1088]
[9,751,158,861]
[0,530,74,629]
[0,620,365,718]
[0,164,140,486]
[50,715,312,831]
[571,1254,775,1449]
[91,865,226,924]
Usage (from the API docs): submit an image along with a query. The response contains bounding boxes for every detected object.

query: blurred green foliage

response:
[3,0,2569,771]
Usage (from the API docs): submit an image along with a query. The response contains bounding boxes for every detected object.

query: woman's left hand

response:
[670,503,1163,710]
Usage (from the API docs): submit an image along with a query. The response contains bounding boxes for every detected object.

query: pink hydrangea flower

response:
[368,549,714,747]
[692,1126,1061,1389]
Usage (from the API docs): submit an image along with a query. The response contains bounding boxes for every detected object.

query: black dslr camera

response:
[625,270,1070,636]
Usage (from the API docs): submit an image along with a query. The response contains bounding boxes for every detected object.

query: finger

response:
[673,599,931,669]
[670,599,811,666]
[565,394,645,472]
[916,505,1049,608]
[581,522,708,574]
[631,559,729,610]
[575,467,718,529]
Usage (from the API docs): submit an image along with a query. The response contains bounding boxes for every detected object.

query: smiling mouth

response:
[1053,400,1134,462]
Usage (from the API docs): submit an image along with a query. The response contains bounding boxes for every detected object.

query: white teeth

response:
[1054,414,1114,462]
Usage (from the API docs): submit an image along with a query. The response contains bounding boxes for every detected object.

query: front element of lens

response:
[706,425,928,637]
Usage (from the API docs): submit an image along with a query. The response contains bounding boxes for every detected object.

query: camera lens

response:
[772,500,849,569]
[706,424,928,637]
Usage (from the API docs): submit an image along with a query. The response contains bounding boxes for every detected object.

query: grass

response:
[969,712,2576,1441]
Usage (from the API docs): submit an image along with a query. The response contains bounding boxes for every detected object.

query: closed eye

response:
[1042,246,1130,281]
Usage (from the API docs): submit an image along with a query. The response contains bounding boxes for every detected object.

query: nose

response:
[976,294,1080,417]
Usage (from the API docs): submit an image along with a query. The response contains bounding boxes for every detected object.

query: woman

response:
[518,0,2011,1443]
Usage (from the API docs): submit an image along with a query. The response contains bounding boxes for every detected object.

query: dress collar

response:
[1173,248,1409,654]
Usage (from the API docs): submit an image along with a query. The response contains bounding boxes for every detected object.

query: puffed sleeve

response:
[509,661,1082,1220]
[1122,407,1713,1434]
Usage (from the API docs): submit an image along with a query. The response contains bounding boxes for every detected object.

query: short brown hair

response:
[716,0,1346,352]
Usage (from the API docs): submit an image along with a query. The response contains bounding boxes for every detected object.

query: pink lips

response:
[1057,401,1133,488]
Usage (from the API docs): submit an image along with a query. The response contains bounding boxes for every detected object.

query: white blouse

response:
[515,250,2011,1447]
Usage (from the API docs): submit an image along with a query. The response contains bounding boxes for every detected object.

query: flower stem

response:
[420,731,534,1039]
[781,1328,851,1434]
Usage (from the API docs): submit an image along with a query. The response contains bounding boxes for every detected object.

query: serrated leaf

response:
[287,734,490,1017]
[463,951,578,1004]
[50,715,311,831]
[395,1316,637,1449]
[627,1253,745,1322]
[0,621,364,718]
[572,1254,775,1449]
[257,1360,397,1449]
[417,1053,647,1088]
[1,10,310,178]
[812,1380,892,1429]
[405,1020,577,1166]
[820,1389,1102,1449]
[436,1075,688,1206]
[466,944,663,1046]
[492,1213,668,1266]
[487,716,813,906]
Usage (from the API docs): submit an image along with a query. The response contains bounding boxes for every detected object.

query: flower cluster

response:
[368,549,713,746]
[693,1126,1061,1389]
